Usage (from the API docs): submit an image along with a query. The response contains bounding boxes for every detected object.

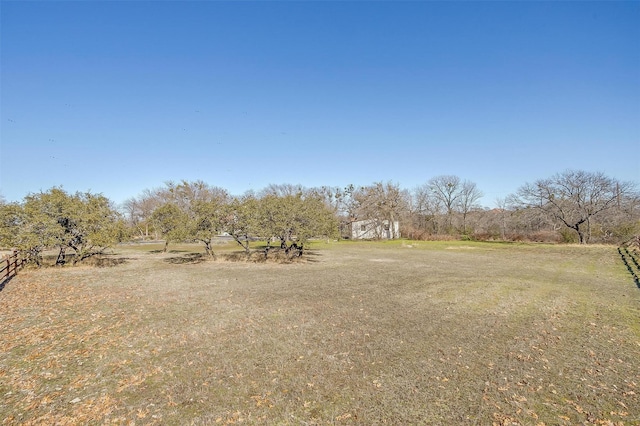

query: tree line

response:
[1,170,638,265]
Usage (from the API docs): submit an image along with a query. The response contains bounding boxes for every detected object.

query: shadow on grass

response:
[618,247,640,289]
[301,250,321,263]
[0,254,130,290]
[161,249,322,265]
[629,251,640,271]
[0,274,15,292]
[220,249,321,264]
[91,257,131,268]
[165,253,208,265]
[35,254,131,268]
[149,249,191,254]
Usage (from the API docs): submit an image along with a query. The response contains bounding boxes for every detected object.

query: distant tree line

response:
[402,171,639,245]
[1,170,639,265]
[135,181,338,258]
[125,171,640,244]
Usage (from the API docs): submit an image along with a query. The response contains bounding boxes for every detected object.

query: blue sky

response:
[1,1,639,207]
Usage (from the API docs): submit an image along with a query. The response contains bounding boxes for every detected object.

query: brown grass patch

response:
[1,242,639,424]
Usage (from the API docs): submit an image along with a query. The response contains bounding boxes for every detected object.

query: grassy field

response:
[1,240,639,425]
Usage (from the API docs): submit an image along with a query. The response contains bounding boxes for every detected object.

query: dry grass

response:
[1,241,639,425]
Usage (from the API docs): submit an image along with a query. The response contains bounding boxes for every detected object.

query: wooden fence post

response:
[11,250,17,276]
[1,250,24,286]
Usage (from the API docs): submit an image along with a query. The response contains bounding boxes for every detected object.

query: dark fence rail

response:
[1,251,25,287]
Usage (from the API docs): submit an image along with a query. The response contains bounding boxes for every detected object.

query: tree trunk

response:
[204,240,214,257]
[232,234,250,254]
[265,240,271,259]
[462,212,467,235]
[56,247,66,266]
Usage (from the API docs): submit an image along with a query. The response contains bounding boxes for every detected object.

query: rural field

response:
[1,241,639,425]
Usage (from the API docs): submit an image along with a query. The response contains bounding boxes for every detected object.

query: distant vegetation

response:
[1,170,638,265]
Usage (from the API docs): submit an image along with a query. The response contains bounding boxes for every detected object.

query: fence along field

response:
[618,236,640,288]
[0,250,25,288]
[0,240,639,424]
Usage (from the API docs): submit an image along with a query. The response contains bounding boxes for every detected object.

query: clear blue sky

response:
[1,1,639,207]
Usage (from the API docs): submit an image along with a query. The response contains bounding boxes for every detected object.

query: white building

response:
[349,219,400,240]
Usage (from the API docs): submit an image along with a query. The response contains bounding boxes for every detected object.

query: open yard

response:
[1,241,639,425]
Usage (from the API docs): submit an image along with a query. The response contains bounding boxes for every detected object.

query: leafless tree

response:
[457,180,483,234]
[309,185,352,217]
[122,189,162,239]
[352,182,408,239]
[411,183,444,236]
[159,180,228,210]
[259,183,304,198]
[514,170,637,244]
[494,198,510,240]
[589,189,640,243]
[428,175,462,232]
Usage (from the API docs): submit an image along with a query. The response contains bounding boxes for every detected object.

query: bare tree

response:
[494,198,510,240]
[306,185,360,239]
[428,175,462,232]
[259,183,304,198]
[457,180,483,235]
[352,182,408,239]
[308,185,352,217]
[589,188,640,243]
[411,183,443,236]
[160,180,228,210]
[514,170,637,244]
[122,189,162,239]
